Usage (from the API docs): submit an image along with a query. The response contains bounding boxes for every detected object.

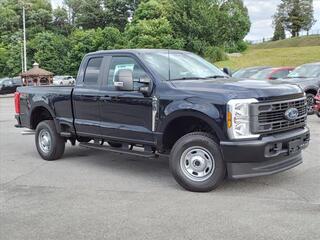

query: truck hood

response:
[278,77,319,84]
[170,78,303,102]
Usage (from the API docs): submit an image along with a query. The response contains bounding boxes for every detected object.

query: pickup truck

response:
[15,49,310,192]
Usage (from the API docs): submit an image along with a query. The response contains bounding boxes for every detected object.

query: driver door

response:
[99,55,154,145]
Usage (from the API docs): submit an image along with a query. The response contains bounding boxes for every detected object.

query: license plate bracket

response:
[288,139,303,154]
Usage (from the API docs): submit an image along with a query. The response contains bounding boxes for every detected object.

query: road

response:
[0,96,319,240]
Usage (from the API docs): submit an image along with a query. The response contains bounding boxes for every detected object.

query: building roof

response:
[21,63,53,77]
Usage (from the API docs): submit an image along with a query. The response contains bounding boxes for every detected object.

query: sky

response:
[52,0,320,41]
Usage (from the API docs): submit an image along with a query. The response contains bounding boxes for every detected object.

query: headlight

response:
[227,98,260,140]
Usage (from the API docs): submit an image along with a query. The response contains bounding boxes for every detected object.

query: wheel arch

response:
[30,103,57,130]
[158,109,225,151]
[305,88,318,96]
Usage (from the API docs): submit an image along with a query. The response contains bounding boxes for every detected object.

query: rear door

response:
[72,56,103,137]
[99,55,155,144]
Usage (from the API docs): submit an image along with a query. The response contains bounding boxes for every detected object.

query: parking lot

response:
[0,95,319,240]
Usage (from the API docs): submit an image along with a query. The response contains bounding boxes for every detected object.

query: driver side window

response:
[107,56,148,89]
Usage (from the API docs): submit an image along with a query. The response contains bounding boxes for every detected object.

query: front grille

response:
[251,97,307,134]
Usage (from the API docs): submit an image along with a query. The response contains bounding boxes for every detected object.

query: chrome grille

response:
[251,97,307,134]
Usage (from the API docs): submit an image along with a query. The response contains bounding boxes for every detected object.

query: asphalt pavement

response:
[0,96,319,240]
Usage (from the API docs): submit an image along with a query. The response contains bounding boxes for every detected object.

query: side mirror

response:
[114,69,134,91]
[223,67,232,76]
[138,75,153,96]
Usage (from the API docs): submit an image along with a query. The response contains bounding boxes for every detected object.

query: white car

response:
[53,76,75,85]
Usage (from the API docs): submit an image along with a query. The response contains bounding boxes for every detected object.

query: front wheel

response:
[169,132,226,192]
[35,120,65,160]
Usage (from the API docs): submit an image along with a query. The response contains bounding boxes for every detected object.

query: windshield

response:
[0,78,10,84]
[287,64,320,78]
[141,52,227,81]
[250,68,274,79]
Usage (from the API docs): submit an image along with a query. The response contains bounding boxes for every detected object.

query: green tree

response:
[52,6,71,35]
[75,0,106,29]
[272,19,286,41]
[29,31,70,75]
[125,18,185,49]
[95,27,124,50]
[132,0,166,22]
[67,29,99,75]
[105,0,138,31]
[274,0,315,37]
[0,5,20,35]
[218,0,251,52]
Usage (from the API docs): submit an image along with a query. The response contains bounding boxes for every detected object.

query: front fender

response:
[158,98,226,140]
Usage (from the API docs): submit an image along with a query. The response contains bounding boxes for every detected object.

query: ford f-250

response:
[15,49,310,192]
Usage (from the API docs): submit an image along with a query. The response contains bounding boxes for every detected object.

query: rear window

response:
[83,57,103,86]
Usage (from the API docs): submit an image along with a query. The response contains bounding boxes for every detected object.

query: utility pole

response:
[21,42,24,73]
[22,5,27,72]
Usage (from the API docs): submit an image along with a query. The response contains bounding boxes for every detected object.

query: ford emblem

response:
[285,108,299,121]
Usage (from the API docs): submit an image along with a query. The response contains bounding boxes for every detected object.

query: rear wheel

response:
[306,93,315,115]
[35,120,65,160]
[169,132,225,192]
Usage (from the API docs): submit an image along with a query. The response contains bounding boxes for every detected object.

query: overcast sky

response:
[52,0,320,41]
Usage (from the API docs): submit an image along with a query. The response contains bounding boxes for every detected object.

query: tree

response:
[0,5,20,35]
[217,0,251,52]
[272,19,286,41]
[53,6,71,35]
[132,0,166,23]
[125,18,185,49]
[105,0,138,31]
[166,0,250,55]
[75,0,106,29]
[274,0,316,37]
[29,31,70,75]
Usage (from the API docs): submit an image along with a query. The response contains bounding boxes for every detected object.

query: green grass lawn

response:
[216,35,320,70]
[216,45,320,70]
[251,35,320,49]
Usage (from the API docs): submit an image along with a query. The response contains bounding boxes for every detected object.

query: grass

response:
[216,35,320,70]
[251,35,320,49]
[216,45,320,70]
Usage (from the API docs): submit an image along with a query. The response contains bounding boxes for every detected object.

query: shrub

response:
[204,46,228,62]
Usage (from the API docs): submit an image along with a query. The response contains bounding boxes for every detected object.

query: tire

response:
[317,112,320,118]
[169,132,226,192]
[35,120,65,160]
[306,93,315,115]
[108,141,122,148]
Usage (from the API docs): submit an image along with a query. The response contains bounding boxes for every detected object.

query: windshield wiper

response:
[203,75,229,79]
[170,77,206,81]
[170,75,228,81]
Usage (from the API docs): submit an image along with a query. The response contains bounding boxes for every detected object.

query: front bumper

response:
[220,127,310,179]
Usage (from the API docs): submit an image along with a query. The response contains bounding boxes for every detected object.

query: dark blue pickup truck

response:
[15,49,310,192]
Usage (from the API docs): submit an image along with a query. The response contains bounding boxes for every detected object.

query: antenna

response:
[168,49,171,81]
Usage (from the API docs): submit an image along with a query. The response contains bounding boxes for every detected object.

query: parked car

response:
[0,77,23,94]
[314,89,320,117]
[279,62,320,115]
[250,67,294,80]
[15,49,310,192]
[232,66,271,79]
[53,75,75,85]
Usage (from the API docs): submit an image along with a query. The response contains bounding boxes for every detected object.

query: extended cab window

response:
[107,56,148,88]
[84,57,102,86]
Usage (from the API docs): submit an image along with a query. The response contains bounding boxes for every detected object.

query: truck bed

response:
[18,85,74,131]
